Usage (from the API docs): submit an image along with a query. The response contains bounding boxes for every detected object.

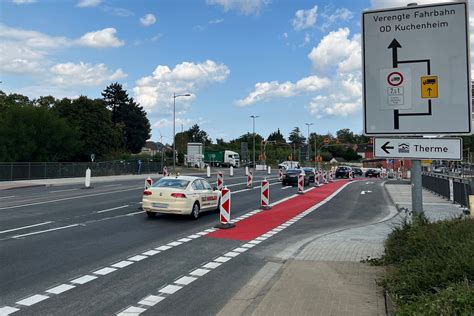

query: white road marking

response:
[174,276,197,285]
[189,268,210,276]
[167,241,182,247]
[142,250,160,256]
[97,205,129,214]
[70,275,97,285]
[49,188,79,193]
[0,195,15,200]
[281,186,292,190]
[202,262,222,269]
[0,187,142,211]
[233,188,251,194]
[214,256,231,263]
[233,247,249,252]
[93,267,117,276]
[187,234,200,239]
[223,251,240,257]
[112,260,134,269]
[0,221,53,235]
[361,190,373,195]
[103,184,123,187]
[155,245,171,251]
[138,295,165,307]
[46,284,75,295]
[128,255,147,262]
[125,211,143,216]
[0,306,19,315]
[117,306,146,315]
[12,224,79,239]
[16,294,49,306]
[159,284,182,294]
[178,238,191,243]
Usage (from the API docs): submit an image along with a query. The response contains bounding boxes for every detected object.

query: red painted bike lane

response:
[208,180,351,241]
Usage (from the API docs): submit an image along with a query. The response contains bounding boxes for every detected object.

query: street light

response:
[173,93,191,173]
[305,123,313,162]
[250,115,259,169]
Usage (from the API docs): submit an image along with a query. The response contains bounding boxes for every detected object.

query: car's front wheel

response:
[146,211,156,218]
[190,202,200,220]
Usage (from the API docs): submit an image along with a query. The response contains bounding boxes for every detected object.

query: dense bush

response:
[381,214,474,314]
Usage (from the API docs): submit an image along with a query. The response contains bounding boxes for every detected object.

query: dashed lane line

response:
[96,205,130,214]
[48,188,79,194]
[11,224,80,239]
[0,221,54,235]
[0,195,15,200]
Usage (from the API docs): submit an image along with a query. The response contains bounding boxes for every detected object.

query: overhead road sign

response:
[362,2,471,135]
[373,137,462,160]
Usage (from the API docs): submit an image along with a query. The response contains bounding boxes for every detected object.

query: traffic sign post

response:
[374,137,462,160]
[362,2,471,135]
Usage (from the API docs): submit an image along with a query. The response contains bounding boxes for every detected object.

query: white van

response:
[278,161,300,170]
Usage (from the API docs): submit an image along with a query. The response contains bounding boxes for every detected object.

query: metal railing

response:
[0,161,163,181]
[422,173,472,207]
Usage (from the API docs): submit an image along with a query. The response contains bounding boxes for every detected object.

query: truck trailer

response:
[204,150,240,167]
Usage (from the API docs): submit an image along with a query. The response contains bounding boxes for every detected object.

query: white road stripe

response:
[0,195,15,200]
[178,238,191,243]
[93,267,117,276]
[214,256,231,263]
[189,268,210,276]
[12,224,79,239]
[117,306,146,315]
[0,187,142,211]
[142,250,160,256]
[0,306,19,315]
[174,276,197,285]
[0,221,53,234]
[16,294,49,306]
[138,295,165,307]
[155,245,171,251]
[125,211,143,216]
[202,262,222,269]
[128,255,147,262]
[46,284,75,295]
[112,260,134,268]
[49,188,79,193]
[223,251,240,257]
[281,186,292,190]
[159,284,182,294]
[97,205,129,213]
[103,184,123,187]
[70,275,97,285]
[167,241,182,247]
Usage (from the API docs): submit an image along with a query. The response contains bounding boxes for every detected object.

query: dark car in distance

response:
[352,168,363,177]
[335,166,352,178]
[302,167,316,183]
[282,169,310,186]
[365,169,380,178]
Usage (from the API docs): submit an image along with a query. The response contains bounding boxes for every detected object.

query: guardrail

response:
[422,172,472,208]
[0,161,163,181]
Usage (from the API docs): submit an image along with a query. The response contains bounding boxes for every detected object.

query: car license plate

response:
[152,202,168,208]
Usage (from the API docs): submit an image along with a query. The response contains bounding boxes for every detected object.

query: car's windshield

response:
[153,179,189,189]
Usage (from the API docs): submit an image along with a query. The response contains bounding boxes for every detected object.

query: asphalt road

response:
[0,169,391,315]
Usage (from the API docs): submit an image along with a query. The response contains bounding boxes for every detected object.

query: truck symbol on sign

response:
[423,78,436,85]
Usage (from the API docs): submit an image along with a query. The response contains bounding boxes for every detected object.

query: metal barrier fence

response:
[0,161,163,181]
[422,173,472,207]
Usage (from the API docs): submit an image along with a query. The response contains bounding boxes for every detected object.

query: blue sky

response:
[1,0,471,143]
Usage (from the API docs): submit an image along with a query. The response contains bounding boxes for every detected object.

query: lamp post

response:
[250,115,259,169]
[305,123,313,163]
[173,93,191,174]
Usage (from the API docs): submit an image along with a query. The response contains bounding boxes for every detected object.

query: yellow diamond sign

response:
[421,76,438,98]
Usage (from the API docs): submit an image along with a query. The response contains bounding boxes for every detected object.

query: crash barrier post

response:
[84,168,92,189]
[278,168,283,181]
[245,166,249,176]
[267,166,271,175]
[217,171,224,190]
[214,187,235,229]
[260,179,272,210]
[207,165,211,178]
[315,171,320,187]
[349,170,353,181]
[247,170,253,188]
[329,170,334,182]
[163,166,168,177]
[323,171,328,184]
[230,166,234,177]
[145,177,153,190]
[297,173,304,194]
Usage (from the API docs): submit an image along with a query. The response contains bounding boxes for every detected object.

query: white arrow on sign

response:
[361,190,372,195]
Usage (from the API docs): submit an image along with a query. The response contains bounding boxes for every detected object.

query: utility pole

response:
[305,123,313,163]
[250,115,259,168]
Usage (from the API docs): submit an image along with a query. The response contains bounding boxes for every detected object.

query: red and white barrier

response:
[349,170,353,181]
[323,171,328,184]
[215,187,235,229]
[145,177,153,190]
[163,166,168,177]
[297,173,304,194]
[217,171,224,190]
[260,179,271,210]
[278,169,283,181]
[329,170,334,182]
[315,171,320,187]
[247,170,253,188]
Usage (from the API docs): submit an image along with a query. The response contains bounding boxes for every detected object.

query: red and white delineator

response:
[297,173,304,194]
[247,170,253,188]
[278,168,283,181]
[163,166,168,177]
[145,177,153,190]
[260,179,271,210]
[217,171,224,190]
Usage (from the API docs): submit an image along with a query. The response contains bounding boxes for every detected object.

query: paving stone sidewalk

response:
[219,183,465,316]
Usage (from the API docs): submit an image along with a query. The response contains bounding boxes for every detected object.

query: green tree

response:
[336,128,355,144]
[102,83,151,153]
[186,124,211,145]
[267,128,286,143]
[0,104,80,162]
[54,96,119,161]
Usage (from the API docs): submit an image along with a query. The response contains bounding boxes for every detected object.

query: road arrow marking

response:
[381,141,394,154]
[361,190,372,195]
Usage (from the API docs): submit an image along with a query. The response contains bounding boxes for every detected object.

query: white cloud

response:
[12,0,36,4]
[306,94,360,118]
[152,118,193,128]
[77,0,101,8]
[206,0,269,15]
[209,18,224,24]
[236,75,331,106]
[308,27,361,73]
[292,5,318,31]
[50,62,127,86]
[77,28,124,48]
[140,14,156,26]
[133,60,230,114]
[370,0,454,9]
[320,8,353,30]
